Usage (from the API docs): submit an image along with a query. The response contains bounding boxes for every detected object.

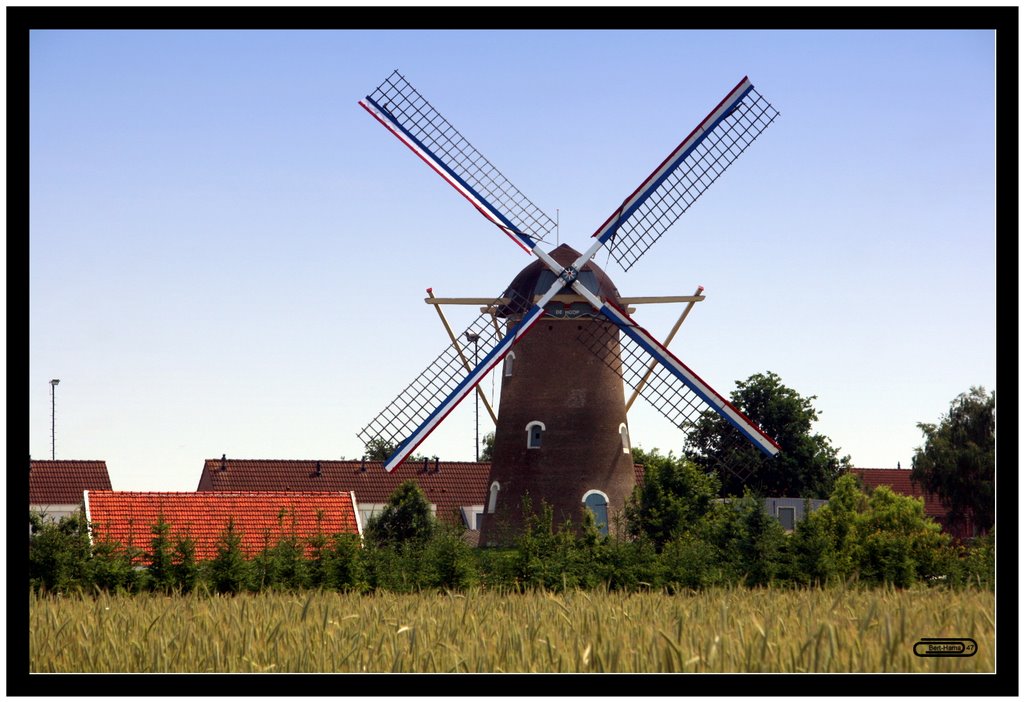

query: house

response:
[84,490,361,561]
[196,458,648,542]
[763,497,828,531]
[848,467,980,540]
[29,459,112,521]
[714,496,828,531]
[196,457,492,533]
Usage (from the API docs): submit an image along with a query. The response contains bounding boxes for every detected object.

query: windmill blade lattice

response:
[357,289,531,457]
[598,83,779,272]
[362,71,557,250]
[356,70,781,474]
[577,314,773,483]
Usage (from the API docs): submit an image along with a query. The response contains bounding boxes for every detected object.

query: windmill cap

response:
[500,244,622,316]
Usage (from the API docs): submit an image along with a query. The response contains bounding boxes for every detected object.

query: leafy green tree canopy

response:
[911,386,994,535]
[363,437,430,463]
[686,371,849,499]
[625,447,721,550]
[365,480,436,547]
[480,432,495,462]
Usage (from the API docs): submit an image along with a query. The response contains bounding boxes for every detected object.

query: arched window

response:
[503,351,516,377]
[619,423,631,454]
[488,481,500,513]
[582,490,609,536]
[525,420,545,449]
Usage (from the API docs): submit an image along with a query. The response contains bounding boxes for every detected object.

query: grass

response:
[29,585,994,673]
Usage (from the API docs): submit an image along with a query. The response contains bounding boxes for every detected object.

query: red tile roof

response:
[197,459,493,525]
[85,491,360,561]
[848,468,948,520]
[196,459,649,527]
[30,460,112,506]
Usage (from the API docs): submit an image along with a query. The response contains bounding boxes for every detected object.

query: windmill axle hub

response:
[558,265,580,286]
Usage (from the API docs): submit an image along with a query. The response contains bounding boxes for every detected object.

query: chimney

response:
[422,457,429,473]
[433,457,440,473]
[360,456,366,472]
[220,453,227,471]
[315,460,322,477]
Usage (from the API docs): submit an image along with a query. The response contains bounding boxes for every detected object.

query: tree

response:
[364,480,436,547]
[625,447,721,551]
[29,511,92,592]
[323,533,365,592]
[480,432,495,462]
[791,473,952,587]
[857,484,950,586]
[686,371,850,499]
[363,437,429,463]
[363,437,396,461]
[171,535,200,592]
[210,518,250,594]
[147,513,175,592]
[790,473,867,585]
[911,386,994,536]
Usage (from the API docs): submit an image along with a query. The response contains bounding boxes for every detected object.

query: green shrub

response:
[625,449,720,551]
[29,511,92,593]
[89,537,143,593]
[210,518,250,594]
[423,522,477,591]
[364,481,436,547]
[322,533,365,592]
[171,535,200,592]
[959,531,994,587]
[147,515,175,592]
[659,531,724,590]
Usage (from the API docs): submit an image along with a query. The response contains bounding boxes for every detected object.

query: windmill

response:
[356,71,781,543]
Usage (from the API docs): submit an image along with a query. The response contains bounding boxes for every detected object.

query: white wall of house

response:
[763,498,828,531]
[357,502,438,527]
[30,504,82,522]
[460,505,485,531]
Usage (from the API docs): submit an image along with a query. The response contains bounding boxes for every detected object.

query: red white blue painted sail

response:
[357,71,781,471]
[383,303,547,471]
[597,301,781,457]
[359,96,538,253]
[591,77,755,246]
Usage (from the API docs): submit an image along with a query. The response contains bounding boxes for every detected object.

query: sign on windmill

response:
[356,71,781,543]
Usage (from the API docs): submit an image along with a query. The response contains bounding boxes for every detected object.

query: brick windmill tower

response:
[479,243,635,543]
[356,71,782,544]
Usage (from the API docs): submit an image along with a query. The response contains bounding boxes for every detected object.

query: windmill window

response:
[582,490,609,536]
[503,351,516,377]
[488,481,500,513]
[619,423,630,454]
[525,421,545,449]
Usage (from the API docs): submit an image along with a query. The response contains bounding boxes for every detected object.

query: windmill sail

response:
[577,302,780,462]
[357,290,539,472]
[356,71,781,472]
[359,70,556,252]
[592,77,779,272]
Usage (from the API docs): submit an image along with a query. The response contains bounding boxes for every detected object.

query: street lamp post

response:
[464,333,480,461]
[49,379,60,460]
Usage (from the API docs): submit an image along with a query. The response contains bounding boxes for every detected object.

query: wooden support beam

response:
[619,295,705,304]
[625,285,706,413]
[427,294,704,305]
[425,289,498,425]
[424,297,504,305]
[478,304,636,314]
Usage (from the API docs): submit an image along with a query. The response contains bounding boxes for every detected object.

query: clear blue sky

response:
[29,29,997,492]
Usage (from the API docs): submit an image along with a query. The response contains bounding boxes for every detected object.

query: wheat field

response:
[29,586,994,673]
